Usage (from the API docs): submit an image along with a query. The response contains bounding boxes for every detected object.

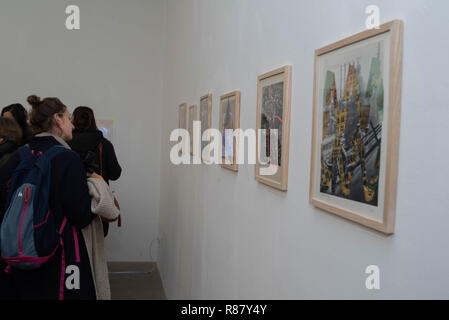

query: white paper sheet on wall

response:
[224,129,234,161]
[97,120,114,143]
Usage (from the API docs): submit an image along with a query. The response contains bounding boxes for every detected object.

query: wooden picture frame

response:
[255,65,292,191]
[309,20,403,234]
[188,104,197,156]
[219,91,240,172]
[178,103,187,129]
[200,94,212,163]
[178,103,187,156]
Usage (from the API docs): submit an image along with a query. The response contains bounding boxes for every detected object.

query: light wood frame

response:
[188,104,197,156]
[255,65,292,191]
[309,20,403,234]
[178,103,187,156]
[219,91,241,172]
[200,94,212,163]
[178,103,187,129]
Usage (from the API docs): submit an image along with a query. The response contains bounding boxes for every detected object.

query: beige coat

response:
[83,175,120,300]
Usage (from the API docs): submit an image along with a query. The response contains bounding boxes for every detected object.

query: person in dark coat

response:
[0,95,96,300]
[69,106,122,237]
[0,117,23,167]
[1,104,32,144]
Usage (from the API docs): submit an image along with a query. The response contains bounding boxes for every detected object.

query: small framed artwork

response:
[309,20,403,234]
[200,94,212,162]
[188,104,197,156]
[178,103,187,156]
[255,65,292,191]
[219,91,240,171]
[178,103,187,129]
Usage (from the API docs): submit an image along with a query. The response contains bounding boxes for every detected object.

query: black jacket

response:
[69,130,121,185]
[0,140,19,168]
[0,136,96,300]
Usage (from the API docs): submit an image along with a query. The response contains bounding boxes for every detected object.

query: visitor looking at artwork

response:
[0,117,23,168]
[69,106,122,237]
[1,104,32,144]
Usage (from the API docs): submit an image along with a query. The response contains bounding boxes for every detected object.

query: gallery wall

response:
[158,0,449,299]
[0,0,166,261]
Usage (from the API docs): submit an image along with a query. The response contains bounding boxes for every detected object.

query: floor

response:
[108,262,167,300]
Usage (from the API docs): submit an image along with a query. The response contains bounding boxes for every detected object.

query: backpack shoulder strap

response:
[13,145,35,172]
[33,146,71,177]
[6,145,34,205]
[43,145,71,161]
[98,141,103,176]
[17,145,32,160]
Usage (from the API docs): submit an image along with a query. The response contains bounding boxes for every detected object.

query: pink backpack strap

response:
[72,227,80,263]
[59,237,65,301]
[6,179,11,193]
[4,265,11,274]
[58,217,68,300]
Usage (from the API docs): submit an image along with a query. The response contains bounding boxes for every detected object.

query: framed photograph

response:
[219,91,240,171]
[255,66,292,191]
[309,20,403,234]
[188,105,197,156]
[200,94,212,163]
[178,103,187,129]
[178,103,187,156]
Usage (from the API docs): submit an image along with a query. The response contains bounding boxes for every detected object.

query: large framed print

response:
[219,91,240,172]
[309,20,403,234]
[200,94,212,163]
[255,66,292,191]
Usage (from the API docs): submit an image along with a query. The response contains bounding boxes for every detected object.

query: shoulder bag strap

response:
[98,141,103,177]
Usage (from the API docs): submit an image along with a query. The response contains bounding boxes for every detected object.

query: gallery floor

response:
[108,262,167,300]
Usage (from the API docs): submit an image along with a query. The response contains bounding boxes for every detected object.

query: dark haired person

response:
[69,106,122,237]
[1,104,32,143]
[0,95,96,300]
[0,117,23,167]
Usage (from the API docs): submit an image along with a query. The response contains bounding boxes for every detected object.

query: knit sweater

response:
[83,175,120,300]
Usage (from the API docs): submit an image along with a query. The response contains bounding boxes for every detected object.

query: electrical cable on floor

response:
[108,238,159,275]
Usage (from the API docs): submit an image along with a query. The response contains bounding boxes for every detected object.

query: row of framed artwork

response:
[177,20,403,235]
[179,65,292,190]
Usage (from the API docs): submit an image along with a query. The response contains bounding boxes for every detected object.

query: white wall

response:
[2,0,448,299]
[0,0,166,261]
[158,0,449,299]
